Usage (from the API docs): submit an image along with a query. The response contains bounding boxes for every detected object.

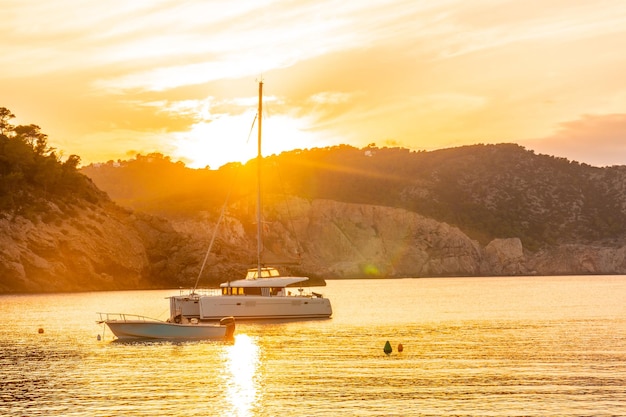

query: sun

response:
[172,109,320,169]
[262,113,319,156]
[171,110,256,169]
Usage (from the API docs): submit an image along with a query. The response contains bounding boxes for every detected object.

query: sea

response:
[1,276,625,417]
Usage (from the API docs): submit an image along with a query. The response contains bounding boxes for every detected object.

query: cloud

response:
[432,1,626,59]
[523,114,626,167]
[308,92,356,105]
[4,0,626,168]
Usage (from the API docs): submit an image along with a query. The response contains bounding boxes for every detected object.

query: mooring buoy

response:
[384,340,392,355]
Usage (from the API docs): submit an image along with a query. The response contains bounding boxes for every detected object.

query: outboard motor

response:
[220,316,236,339]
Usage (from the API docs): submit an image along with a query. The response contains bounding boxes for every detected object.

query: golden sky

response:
[2,0,626,168]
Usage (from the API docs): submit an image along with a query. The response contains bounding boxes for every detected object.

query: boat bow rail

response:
[175,288,222,297]
[97,312,162,323]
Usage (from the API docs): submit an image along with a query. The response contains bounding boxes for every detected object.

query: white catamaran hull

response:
[200,295,332,320]
[100,315,235,340]
[171,294,332,321]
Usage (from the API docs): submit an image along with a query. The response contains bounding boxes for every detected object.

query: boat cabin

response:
[245,267,281,279]
[219,268,311,297]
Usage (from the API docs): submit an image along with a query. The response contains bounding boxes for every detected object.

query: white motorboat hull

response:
[100,315,235,341]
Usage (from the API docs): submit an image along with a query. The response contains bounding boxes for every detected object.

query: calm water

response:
[1,276,625,416]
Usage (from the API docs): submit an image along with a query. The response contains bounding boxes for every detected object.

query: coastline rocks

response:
[527,244,626,275]
[0,204,150,293]
[265,199,483,278]
[483,238,528,275]
[3,197,626,293]
[259,198,626,279]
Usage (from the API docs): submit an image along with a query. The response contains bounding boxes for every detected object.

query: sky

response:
[2,0,626,169]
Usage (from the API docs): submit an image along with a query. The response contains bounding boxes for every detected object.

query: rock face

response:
[2,196,626,293]
[527,244,626,275]
[0,201,222,293]
[258,198,626,278]
[0,203,149,293]
[483,238,528,276]
[285,199,483,277]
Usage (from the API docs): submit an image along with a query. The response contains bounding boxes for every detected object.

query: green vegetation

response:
[81,153,254,218]
[265,143,626,249]
[83,143,626,251]
[0,107,105,218]
[6,104,620,252]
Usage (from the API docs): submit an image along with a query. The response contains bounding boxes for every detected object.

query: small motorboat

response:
[97,313,235,341]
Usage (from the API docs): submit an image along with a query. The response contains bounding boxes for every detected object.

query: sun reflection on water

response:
[222,334,260,417]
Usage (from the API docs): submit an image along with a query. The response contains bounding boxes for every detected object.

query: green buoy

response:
[384,340,392,355]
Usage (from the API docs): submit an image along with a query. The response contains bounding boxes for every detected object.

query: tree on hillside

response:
[0,106,104,214]
[13,124,52,155]
[0,107,15,135]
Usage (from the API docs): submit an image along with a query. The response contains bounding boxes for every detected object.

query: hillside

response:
[78,143,626,281]
[4,102,626,294]
[0,108,249,293]
[83,144,626,251]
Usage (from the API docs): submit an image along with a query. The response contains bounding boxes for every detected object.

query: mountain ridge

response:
[3,103,626,293]
[83,143,626,249]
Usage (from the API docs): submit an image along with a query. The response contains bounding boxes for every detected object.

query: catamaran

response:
[169,81,332,321]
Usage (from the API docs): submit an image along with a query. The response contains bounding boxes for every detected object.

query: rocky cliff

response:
[0,199,234,293]
[3,195,626,294]
[257,198,626,278]
[7,106,626,293]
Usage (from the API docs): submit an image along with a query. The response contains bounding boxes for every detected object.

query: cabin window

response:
[223,287,246,295]
[222,287,245,295]
[243,287,262,296]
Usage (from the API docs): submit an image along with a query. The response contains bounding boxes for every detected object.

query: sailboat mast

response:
[256,81,263,276]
